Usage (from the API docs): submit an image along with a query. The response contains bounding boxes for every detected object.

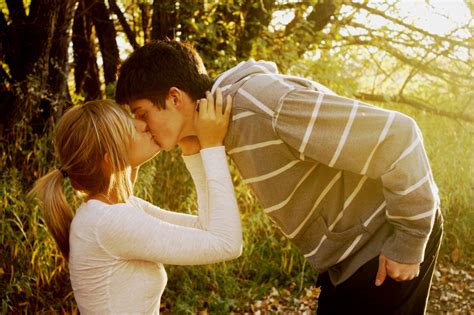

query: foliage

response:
[133,150,319,313]
[1,169,76,313]
[1,90,472,313]
[0,0,472,313]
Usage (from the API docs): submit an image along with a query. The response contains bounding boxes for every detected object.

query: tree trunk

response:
[236,0,275,60]
[139,2,151,44]
[86,0,119,93]
[7,0,61,129]
[151,0,177,40]
[72,0,102,100]
[47,0,78,121]
[0,0,77,179]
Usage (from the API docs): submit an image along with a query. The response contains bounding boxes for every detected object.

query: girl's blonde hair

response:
[29,100,136,259]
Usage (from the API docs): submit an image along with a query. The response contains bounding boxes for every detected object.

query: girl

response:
[29,92,241,314]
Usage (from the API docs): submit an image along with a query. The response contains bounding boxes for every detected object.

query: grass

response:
[1,101,472,313]
[383,103,474,265]
[135,151,317,313]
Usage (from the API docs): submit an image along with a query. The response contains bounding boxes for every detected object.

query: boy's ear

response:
[168,87,181,108]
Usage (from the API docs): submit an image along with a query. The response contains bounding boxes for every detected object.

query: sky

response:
[272,0,472,37]
[358,0,471,37]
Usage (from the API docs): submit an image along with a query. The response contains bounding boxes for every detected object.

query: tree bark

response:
[0,0,78,180]
[306,1,337,33]
[138,2,150,43]
[6,0,27,24]
[48,0,78,120]
[86,0,119,90]
[281,1,337,58]
[7,0,60,126]
[151,0,177,40]
[0,0,59,177]
[72,0,102,100]
[236,0,275,60]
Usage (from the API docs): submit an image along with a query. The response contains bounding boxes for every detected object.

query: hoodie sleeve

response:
[212,59,438,264]
[274,87,439,263]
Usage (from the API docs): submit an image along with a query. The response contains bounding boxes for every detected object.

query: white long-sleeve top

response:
[68,147,242,314]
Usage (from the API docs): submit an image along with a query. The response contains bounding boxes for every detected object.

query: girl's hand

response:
[195,88,232,149]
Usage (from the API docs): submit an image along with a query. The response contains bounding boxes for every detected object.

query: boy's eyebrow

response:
[130,106,140,114]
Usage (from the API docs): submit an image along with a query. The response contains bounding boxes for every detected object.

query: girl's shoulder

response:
[72,199,142,228]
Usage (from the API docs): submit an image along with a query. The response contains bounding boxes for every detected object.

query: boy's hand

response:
[195,88,232,149]
[375,254,420,286]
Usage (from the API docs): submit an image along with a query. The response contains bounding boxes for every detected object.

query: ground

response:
[232,262,474,315]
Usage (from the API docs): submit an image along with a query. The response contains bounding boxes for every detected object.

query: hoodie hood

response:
[211,59,279,95]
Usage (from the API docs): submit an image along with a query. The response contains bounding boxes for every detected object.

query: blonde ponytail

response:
[29,169,73,259]
[29,100,136,260]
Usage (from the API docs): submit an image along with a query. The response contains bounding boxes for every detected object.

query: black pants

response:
[316,212,443,315]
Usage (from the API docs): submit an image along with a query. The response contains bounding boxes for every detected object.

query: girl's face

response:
[127,119,161,167]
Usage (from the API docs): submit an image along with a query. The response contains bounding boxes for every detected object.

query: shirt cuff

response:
[183,153,204,173]
[200,146,229,180]
[381,230,429,264]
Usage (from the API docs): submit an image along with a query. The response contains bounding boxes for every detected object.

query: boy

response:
[116,40,442,314]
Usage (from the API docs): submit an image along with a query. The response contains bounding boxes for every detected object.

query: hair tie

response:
[59,168,68,178]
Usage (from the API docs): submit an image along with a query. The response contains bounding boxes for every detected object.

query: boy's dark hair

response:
[116,40,212,109]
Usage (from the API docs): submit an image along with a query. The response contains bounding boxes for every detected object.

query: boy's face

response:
[128,98,186,152]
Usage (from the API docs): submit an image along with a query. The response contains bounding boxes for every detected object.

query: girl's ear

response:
[103,153,110,165]
[102,153,112,175]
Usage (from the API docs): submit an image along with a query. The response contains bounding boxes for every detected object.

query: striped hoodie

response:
[211,59,440,285]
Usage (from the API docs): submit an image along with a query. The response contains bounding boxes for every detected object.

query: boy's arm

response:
[275,88,438,269]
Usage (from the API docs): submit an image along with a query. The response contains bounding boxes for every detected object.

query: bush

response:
[1,104,472,313]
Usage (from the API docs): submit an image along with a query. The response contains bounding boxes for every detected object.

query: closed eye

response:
[135,112,146,120]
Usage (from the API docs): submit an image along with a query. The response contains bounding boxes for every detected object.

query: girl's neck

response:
[89,191,118,204]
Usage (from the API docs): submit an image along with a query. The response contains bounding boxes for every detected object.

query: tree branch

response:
[108,0,139,50]
[344,36,472,86]
[346,2,473,49]
[87,0,119,86]
[306,1,337,33]
[355,92,474,123]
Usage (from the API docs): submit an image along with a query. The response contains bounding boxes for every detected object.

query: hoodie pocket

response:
[294,216,366,271]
